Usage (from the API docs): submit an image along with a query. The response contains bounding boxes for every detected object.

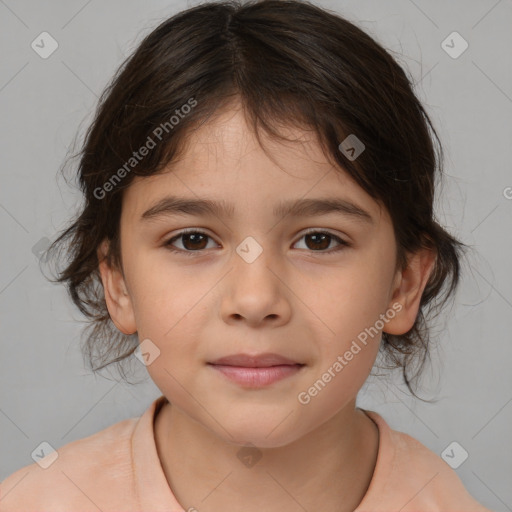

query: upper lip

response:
[208,353,303,367]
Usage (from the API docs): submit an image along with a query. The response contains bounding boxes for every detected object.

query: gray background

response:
[0,0,511,510]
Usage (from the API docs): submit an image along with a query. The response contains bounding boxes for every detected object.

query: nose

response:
[219,239,292,328]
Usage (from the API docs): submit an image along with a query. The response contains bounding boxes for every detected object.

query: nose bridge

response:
[235,234,267,266]
[231,233,280,287]
[226,195,273,256]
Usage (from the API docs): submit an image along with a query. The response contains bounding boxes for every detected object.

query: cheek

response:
[126,261,213,390]
[128,255,206,335]
[310,249,395,364]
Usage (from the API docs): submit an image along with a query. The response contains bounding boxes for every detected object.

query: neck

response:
[154,398,379,512]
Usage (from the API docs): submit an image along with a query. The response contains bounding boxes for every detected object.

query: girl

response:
[0,0,494,510]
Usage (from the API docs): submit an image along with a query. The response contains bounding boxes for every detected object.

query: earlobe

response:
[97,240,137,335]
[384,248,436,336]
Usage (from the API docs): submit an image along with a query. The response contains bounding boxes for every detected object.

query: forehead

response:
[168,105,333,174]
[122,105,382,224]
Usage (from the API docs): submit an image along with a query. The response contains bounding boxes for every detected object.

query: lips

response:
[208,353,303,368]
[207,353,305,388]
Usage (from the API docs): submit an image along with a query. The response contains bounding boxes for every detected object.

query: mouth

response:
[207,353,305,388]
[208,352,304,367]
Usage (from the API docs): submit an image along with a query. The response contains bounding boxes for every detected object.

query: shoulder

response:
[0,415,139,511]
[356,410,494,512]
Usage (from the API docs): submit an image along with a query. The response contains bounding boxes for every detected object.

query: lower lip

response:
[208,364,304,388]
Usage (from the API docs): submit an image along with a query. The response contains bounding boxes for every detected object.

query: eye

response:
[293,229,350,253]
[163,228,350,256]
[164,229,218,256]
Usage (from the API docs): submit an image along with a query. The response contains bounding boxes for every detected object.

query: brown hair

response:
[43,0,467,397]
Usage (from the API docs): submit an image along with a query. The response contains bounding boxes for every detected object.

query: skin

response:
[97,101,435,512]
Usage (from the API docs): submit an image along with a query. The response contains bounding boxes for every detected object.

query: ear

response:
[384,247,436,335]
[97,239,137,335]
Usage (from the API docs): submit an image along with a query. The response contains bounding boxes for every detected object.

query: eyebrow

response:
[140,195,374,224]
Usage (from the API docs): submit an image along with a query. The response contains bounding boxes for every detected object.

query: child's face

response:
[103,103,413,447]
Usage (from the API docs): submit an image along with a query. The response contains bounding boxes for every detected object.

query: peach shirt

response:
[0,395,493,511]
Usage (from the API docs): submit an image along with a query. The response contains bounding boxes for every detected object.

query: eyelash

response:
[163,228,350,257]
